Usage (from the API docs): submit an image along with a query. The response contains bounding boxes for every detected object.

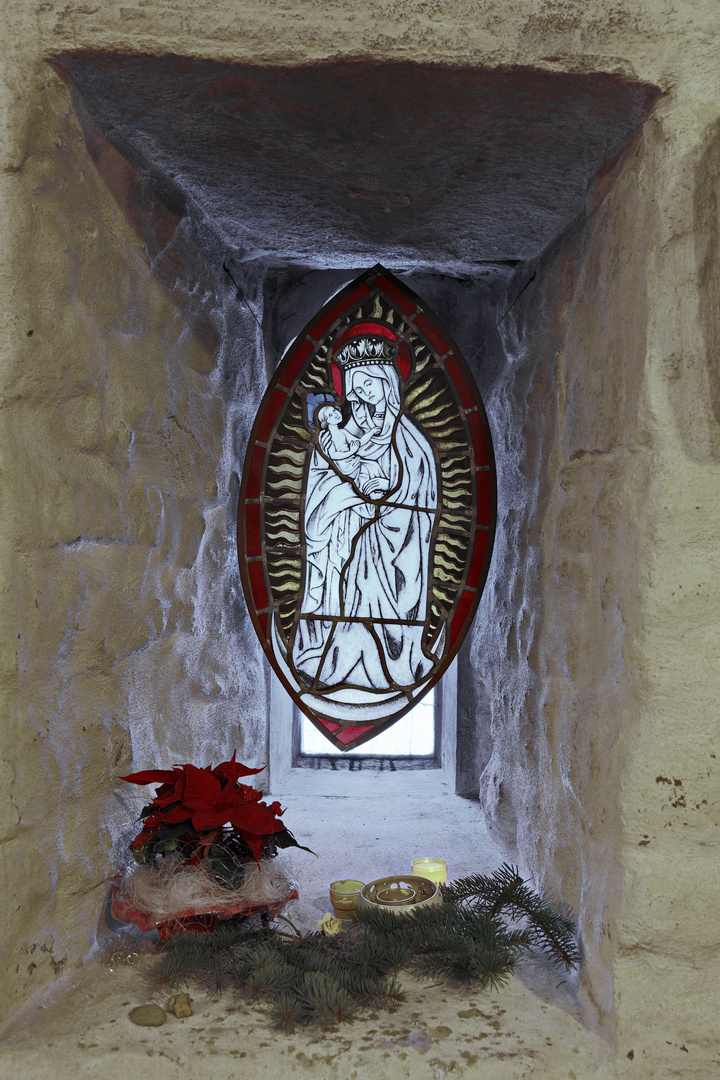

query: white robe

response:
[291,403,438,695]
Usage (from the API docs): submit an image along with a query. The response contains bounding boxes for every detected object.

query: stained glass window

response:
[238,266,495,752]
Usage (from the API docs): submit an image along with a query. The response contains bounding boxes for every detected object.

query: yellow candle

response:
[329,879,364,920]
[411,858,447,884]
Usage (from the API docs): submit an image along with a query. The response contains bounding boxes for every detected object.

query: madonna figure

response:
[283,323,442,722]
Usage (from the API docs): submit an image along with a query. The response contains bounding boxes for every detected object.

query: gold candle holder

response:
[329,879,364,920]
[411,858,447,884]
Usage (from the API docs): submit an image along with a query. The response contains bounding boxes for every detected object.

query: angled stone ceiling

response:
[54,54,659,276]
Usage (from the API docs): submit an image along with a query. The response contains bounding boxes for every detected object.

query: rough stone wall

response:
[478,164,652,1029]
[0,79,268,1014]
[612,110,720,1064]
[1,0,719,1073]
[477,106,720,1061]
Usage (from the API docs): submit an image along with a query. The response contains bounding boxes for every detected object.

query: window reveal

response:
[238,267,496,752]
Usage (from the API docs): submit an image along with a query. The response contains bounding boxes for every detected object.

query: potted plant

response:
[111,753,310,938]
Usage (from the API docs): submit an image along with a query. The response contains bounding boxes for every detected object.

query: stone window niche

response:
[9,52,663,1041]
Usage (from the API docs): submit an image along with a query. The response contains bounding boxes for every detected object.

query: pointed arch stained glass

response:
[238,267,496,752]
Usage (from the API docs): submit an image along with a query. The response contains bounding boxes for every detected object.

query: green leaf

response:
[272,828,316,856]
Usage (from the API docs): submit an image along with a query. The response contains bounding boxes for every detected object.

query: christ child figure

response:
[316,402,388,498]
[317,401,358,460]
[315,403,360,466]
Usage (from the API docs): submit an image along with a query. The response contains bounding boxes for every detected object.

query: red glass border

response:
[256,388,287,443]
[444,354,476,411]
[245,502,261,558]
[476,471,492,524]
[449,589,475,649]
[280,338,315,388]
[245,444,265,500]
[374,275,417,317]
[247,561,268,612]
[413,312,449,356]
[311,284,374,339]
[466,529,489,590]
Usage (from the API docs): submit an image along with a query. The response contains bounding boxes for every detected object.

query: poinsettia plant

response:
[121,753,311,887]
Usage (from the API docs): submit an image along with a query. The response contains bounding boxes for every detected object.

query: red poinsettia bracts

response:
[121,753,306,867]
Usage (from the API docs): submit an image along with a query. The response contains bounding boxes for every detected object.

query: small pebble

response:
[129,1003,167,1027]
[404,1030,432,1053]
[168,993,194,1018]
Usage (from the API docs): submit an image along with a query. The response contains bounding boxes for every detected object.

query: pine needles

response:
[441,864,580,970]
[352,902,525,991]
[154,918,405,1030]
[150,864,578,1030]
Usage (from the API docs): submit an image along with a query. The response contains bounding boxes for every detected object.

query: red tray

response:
[110,873,298,940]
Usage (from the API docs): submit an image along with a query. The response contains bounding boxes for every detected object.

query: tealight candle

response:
[329,879,364,920]
[411,858,447,884]
[377,886,416,905]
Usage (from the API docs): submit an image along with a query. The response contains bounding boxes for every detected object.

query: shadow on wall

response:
[692,116,720,461]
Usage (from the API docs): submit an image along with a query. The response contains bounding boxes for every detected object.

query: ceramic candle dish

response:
[358,875,441,915]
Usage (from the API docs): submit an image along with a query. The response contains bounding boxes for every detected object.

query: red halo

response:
[332,321,399,354]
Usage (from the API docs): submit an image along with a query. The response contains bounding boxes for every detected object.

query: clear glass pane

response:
[300,689,435,756]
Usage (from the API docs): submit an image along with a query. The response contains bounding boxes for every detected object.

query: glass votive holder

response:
[411,858,447,884]
[329,879,364,920]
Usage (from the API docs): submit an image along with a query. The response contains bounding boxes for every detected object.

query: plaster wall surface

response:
[1,1,719,1077]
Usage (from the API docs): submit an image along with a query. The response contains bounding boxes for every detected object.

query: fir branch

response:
[274,914,303,938]
[352,973,406,1011]
[441,864,579,970]
[416,947,514,992]
[297,971,358,1025]
[349,932,413,978]
[267,991,314,1031]
[149,861,580,1032]
[441,863,523,906]
[246,958,298,996]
